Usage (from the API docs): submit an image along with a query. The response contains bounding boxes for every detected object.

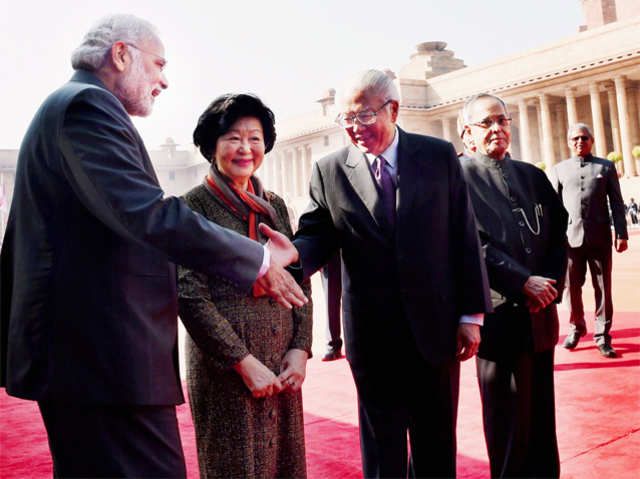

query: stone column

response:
[291,147,300,197]
[269,154,277,190]
[629,86,640,176]
[303,145,312,195]
[277,153,285,196]
[286,150,296,198]
[555,103,570,160]
[614,75,637,177]
[605,84,622,154]
[538,93,556,169]
[626,86,640,145]
[565,87,578,127]
[589,82,607,158]
[518,99,533,164]
[441,117,455,143]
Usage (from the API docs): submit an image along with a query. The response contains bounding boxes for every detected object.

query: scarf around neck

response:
[204,163,278,296]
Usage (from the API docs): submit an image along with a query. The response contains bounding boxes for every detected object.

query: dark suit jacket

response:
[0,71,264,404]
[293,128,492,369]
[460,154,568,357]
[551,155,627,249]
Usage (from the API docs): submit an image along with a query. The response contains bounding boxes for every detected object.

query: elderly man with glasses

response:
[459,93,568,478]
[288,69,492,478]
[550,123,628,358]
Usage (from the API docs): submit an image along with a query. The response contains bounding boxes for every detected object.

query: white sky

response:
[0,0,584,149]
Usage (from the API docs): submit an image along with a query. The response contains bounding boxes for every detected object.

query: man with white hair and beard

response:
[0,14,305,477]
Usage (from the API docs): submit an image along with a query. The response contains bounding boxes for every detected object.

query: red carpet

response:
[1,309,638,478]
[2,232,639,477]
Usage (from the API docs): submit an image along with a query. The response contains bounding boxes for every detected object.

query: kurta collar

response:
[571,154,593,162]
[474,152,510,170]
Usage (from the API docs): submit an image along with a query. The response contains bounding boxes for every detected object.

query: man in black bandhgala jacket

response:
[459,93,568,479]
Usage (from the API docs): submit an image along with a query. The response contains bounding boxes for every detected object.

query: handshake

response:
[255,223,308,310]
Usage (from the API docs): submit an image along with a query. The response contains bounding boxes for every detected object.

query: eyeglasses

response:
[335,100,393,128]
[570,135,591,142]
[125,43,167,69]
[469,116,512,129]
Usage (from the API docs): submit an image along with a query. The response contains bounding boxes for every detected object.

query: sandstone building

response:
[261,0,640,214]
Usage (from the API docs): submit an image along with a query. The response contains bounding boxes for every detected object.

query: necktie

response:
[374,155,395,227]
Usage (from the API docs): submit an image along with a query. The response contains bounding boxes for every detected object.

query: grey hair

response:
[71,14,159,72]
[567,123,594,140]
[339,69,400,104]
[462,93,508,124]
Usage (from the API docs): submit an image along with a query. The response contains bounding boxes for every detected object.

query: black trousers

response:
[567,244,613,345]
[476,350,560,479]
[321,252,343,350]
[350,344,460,479]
[38,401,186,478]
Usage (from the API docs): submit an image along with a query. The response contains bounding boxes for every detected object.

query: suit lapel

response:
[396,129,420,227]
[344,145,387,230]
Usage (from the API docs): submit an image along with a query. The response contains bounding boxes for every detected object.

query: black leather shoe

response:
[597,343,617,358]
[563,332,585,350]
[322,349,343,361]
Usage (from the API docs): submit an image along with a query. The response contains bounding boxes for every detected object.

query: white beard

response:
[114,51,154,117]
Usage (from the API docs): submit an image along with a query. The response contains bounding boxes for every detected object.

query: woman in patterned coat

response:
[177,94,313,479]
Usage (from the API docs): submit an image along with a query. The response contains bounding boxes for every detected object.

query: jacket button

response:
[518,221,525,227]
[525,247,532,254]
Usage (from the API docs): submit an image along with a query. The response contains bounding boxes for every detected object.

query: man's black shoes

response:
[322,349,343,361]
[597,343,617,358]
[563,331,585,350]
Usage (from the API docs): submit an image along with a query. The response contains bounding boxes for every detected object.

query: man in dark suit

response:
[0,14,305,478]
[551,123,628,358]
[460,93,568,478]
[291,69,492,478]
[320,252,343,361]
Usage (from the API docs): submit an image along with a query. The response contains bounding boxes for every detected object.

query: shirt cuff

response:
[460,314,484,326]
[257,245,270,279]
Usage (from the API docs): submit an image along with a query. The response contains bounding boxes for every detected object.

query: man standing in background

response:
[321,252,344,361]
[551,123,628,358]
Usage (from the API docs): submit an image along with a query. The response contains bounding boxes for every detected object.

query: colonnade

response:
[438,75,640,176]
[260,144,315,200]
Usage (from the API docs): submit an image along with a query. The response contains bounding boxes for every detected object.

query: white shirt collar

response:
[364,126,399,169]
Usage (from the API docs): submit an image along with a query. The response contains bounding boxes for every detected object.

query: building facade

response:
[262,0,640,214]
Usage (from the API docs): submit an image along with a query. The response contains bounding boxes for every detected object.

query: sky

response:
[0,0,584,149]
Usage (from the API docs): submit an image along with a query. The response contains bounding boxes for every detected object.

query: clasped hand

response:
[522,275,557,312]
[277,349,308,393]
[256,223,308,310]
[234,349,308,398]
